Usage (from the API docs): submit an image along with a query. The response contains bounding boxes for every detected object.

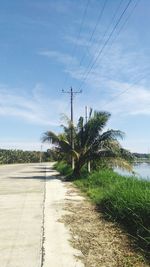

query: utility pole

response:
[85,106,91,173]
[40,144,43,164]
[62,87,82,169]
[85,106,88,124]
[40,145,43,163]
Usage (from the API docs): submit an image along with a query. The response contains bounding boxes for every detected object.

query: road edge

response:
[39,164,47,267]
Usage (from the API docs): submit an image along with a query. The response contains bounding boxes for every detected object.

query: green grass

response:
[55,161,150,258]
[75,170,150,258]
[54,161,72,176]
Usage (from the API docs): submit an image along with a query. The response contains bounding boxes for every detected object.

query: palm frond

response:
[83,111,111,147]
[59,139,72,153]
[77,111,110,147]
[42,110,132,175]
[71,150,80,160]
[77,116,84,131]
[100,130,125,141]
[119,148,134,161]
[109,158,133,172]
[42,131,59,145]
[60,113,71,127]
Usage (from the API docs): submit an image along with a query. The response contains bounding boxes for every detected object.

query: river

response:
[116,162,150,181]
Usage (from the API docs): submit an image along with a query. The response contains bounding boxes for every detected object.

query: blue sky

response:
[0,0,150,153]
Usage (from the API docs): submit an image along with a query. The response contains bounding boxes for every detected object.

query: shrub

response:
[54,161,72,176]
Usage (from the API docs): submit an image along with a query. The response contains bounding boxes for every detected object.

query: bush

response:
[54,161,72,176]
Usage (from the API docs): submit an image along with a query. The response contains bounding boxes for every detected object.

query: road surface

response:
[0,163,83,267]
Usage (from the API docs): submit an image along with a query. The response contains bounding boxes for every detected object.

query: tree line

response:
[0,149,52,164]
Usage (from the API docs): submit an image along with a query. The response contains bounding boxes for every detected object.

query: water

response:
[115,162,150,181]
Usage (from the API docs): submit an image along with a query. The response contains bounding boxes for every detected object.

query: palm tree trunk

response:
[73,162,81,177]
[88,161,91,172]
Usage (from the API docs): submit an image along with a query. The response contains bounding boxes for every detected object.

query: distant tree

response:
[0,149,51,164]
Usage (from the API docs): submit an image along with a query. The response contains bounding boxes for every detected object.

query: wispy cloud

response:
[30,0,71,14]
[102,81,150,116]
[38,44,150,118]
[0,84,69,127]
[38,17,150,120]
[39,37,150,88]
[38,50,78,66]
[64,35,91,47]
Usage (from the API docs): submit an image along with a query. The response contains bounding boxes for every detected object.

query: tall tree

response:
[42,111,132,177]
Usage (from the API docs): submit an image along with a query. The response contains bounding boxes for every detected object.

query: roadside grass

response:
[54,161,72,176]
[55,161,150,259]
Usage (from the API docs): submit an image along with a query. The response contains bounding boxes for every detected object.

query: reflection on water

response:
[115,162,150,180]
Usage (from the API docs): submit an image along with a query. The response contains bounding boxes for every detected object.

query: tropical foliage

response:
[55,161,150,258]
[0,149,51,164]
[43,111,132,176]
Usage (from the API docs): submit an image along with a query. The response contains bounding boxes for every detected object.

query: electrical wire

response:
[77,0,124,91]
[101,71,150,110]
[92,0,140,80]
[94,0,141,110]
[78,0,133,90]
[108,0,140,49]
[63,0,90,89]
[79,0,124,68]
[78,0,108,68]
[72,0,90,57]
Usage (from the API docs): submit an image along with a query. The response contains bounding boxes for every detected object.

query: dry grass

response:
[60,183,149,267]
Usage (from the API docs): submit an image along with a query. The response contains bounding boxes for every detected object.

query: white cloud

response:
[102,81,150,116]
[37,23,150,123]
[38,45,150,119]
[64,35,91,47]
[38,50,78,67]
[0,84,70,127]
[39,38,149,92]
[30,0,71,14]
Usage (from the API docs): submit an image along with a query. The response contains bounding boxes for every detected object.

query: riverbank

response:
[55,161,150,261]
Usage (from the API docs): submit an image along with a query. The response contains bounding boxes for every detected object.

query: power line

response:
[78,0,108,68]
[108,0,140,49]
[78,0,133,90]
[79,0,132,89]
[92,0,141,109]
[63,0,90,88]
[79,0,123,68]
[70,0,90,59]
[91,0,140,79]
[101,71,150,109]
[75,0,90,54]
[76,0,140,113]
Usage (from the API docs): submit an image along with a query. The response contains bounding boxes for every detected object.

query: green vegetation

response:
[43,111,133,176]
[54,161,72,176]
[133,153,150,163]
[0,149,52,164]
[55,161,150,259]
[133,153,150,159]
[44,110,150,258]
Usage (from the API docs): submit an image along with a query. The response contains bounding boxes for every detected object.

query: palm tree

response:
[42,111,132,177]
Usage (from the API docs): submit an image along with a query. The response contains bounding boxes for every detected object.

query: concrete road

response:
[0,163,83,267]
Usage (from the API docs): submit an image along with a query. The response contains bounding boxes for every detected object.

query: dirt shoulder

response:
[61,182,149,267]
